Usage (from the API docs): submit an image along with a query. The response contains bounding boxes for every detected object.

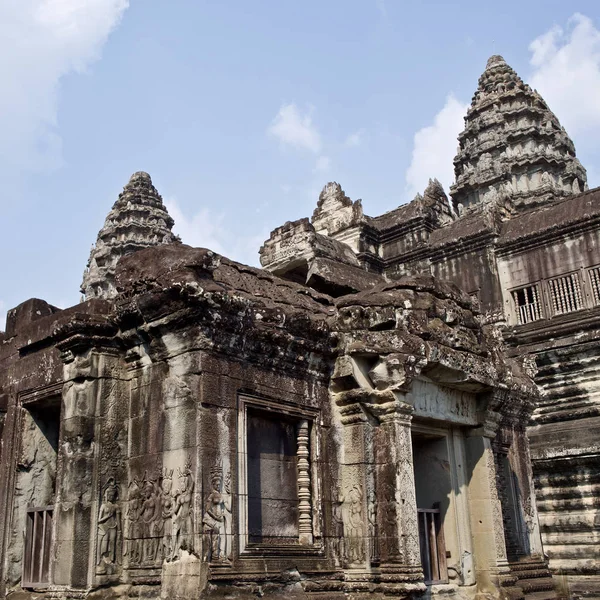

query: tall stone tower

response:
[81,171,179,300]
[450,55,587,215]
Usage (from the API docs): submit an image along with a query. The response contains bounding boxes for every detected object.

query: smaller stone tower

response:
[81,171,179,300]
[451,55,587,215]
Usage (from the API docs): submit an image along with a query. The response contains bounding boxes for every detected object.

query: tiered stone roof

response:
[451,55,587,214]
[81,171,179,300]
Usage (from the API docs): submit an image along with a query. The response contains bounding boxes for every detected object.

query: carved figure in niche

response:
[573,178,581,194]
[367,485,379,564]
[96,479,122,575]
[202,463,232,562]
[331,484,345,565]
[125,479,143,564]
[157,469,174,561]
[340,484,365,564]
[478,152,492,171]
[140,478,160,563]
[540,171,552,187]
[171,459,194,560]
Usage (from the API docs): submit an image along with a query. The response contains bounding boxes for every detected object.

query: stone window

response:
[588,266,600,306]
[19,393,61,588]
[238,395,316,554]
[548,273,582,315]
[511,284,543,324]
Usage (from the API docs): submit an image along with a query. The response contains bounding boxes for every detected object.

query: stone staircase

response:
[509,556,560,600]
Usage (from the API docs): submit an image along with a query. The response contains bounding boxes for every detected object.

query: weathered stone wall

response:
[0,243,550,600]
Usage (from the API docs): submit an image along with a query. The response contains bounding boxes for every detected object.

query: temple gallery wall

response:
[1,55,599,600]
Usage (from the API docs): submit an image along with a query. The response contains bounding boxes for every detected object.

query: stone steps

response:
[519,577,557,593]
[524,591,561,600]
[508,557,559,600]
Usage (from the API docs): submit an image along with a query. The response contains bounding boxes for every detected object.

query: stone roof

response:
[450,55,587,215]
[111,245,535,395]
[368,179,455,233]
[499,185,600,247]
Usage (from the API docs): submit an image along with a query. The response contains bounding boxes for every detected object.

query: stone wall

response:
[0,244,549,600]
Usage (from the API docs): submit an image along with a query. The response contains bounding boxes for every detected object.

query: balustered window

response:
[238,395,317,554]
[22,507,53,588]
[511,285,543,325]
[548,273,582,315]
[588,266,600,306]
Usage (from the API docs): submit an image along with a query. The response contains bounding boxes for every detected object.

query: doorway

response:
[412,430,451,584]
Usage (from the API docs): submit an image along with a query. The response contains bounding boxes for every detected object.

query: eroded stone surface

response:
[0,238,545,600]
[3,53,596,600]
[81,171,180,300]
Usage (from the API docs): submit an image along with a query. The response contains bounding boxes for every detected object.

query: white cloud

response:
[345,130,364,148]
[405,94,468,199]
[267,103,321,153]
[314,155,331,172]
[165,199,264,267]
[376,0,387,18]
[529,13,600,137]
[0,0,128,174]
[166,199,228,256]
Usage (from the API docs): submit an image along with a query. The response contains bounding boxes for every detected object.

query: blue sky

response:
[2,1,600,328]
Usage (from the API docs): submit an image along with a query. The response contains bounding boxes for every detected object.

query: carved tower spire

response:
[450,55,587,215]
[81,171,179,300]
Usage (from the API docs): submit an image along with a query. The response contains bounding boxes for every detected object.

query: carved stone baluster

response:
[297,419,313,544]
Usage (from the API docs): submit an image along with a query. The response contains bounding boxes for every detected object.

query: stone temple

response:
[0,56,598,600]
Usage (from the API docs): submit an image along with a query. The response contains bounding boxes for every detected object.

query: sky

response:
[2,0,600,329]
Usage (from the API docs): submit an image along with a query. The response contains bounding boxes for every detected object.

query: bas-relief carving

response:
[171,460,195,559]
[396,424,420,566]
[367,467,379,565]
[485,447,508,561]
[202,462,232,563]
[125,459,194,567]
[158,470,175,561]
[409,380,476,425]
[339,483,366,565]
[96,478,122,575]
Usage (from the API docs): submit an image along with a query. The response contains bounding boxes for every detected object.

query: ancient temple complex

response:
[1,55,598,600]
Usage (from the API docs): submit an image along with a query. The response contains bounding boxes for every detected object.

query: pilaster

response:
[466,410,515,598]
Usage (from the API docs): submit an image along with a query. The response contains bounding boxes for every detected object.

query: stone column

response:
[335,399,370,571]
[465,411,515,597]
[371,396,423,583]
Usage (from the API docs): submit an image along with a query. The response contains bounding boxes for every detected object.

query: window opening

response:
[20,395,61,589]
[241,401,314,550]
[511,285,542,325]
[589,266,600,306]
[22,507,53,588]
[548,273,582,315]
